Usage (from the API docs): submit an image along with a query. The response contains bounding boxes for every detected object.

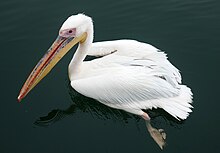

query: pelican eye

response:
[69,30,73,33]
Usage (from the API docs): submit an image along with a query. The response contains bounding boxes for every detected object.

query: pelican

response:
[18,14,193,149]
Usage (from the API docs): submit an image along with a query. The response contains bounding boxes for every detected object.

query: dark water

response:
[1,0,220,152]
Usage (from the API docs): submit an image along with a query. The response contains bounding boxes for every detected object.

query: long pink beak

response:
[17,32,87,102]
[18,36,70,102]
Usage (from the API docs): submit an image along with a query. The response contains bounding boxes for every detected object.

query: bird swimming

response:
[18,13,193,149]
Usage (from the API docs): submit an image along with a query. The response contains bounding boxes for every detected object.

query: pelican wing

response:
[71,40,192,119]
[72,64,179,107]
[88,40,181,84]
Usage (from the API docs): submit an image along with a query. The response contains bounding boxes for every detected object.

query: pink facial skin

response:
[59,28,76,38]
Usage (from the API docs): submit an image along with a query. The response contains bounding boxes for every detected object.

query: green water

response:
[1,0,220,152]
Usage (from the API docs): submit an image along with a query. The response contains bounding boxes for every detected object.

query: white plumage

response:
[65,16,193,120]
[18,13,193,149]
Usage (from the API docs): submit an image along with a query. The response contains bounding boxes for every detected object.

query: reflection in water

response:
[34,83,185,149]
[34,84,141,126]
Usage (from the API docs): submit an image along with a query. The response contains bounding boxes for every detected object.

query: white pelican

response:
[18,14,193,149]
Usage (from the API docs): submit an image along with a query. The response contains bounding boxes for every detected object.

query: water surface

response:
[0,0,219,152]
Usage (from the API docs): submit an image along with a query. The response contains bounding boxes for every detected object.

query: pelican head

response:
[18,14,92,102]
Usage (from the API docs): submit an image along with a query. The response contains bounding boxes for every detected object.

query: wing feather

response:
[71,66,180,110]
[70,40,192,119]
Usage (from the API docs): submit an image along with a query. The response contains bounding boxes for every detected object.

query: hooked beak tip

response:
[17,95,22,102]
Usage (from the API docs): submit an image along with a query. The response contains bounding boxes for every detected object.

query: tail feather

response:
[162,85,193,120]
